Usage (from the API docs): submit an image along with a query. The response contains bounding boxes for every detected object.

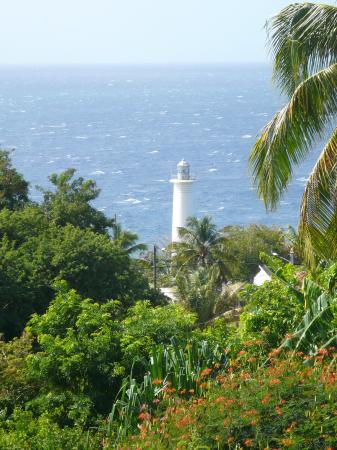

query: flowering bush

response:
[118,350,337,449]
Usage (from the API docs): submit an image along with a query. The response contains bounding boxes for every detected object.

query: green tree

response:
[0,205,49,246]
[249,3,337,267]
[39,168,114,233]
[239,279,303,349]
[173,216,226,269]
[0,217,161,339]
[112,222,147,254]
[223,224,288,281]
[120,300,196,364]
[176,266,221,323]
[25,282,124,425]
[0,150,29,210]
[21,284,192,426]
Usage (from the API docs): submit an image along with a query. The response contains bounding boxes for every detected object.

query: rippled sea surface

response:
[0,64,318,244]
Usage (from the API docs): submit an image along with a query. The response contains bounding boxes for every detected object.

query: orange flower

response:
[285,421,296,433]
[248,356,256,363]
[163,387,176,394]
[244,438,254,447]
[240,371,250,381]
[318,348,329,356]
[175,416,195,429]
[180,433,191,440]
[245,409,258,416]
[281,438,294,447]
[261,393,271,405]
[268,348,282,358]
[200,367,212,377]
[225,399,236,407]
[138,412,151,421]
[151,378,163,385]
[269,378,281,386]
[238,350,247,356]
[223,418,231,427]
[275,406,282,416]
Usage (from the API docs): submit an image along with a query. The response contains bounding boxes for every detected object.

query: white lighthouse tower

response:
[170,159,195,243]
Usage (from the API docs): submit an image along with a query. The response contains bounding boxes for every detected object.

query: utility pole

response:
[289,247,295,265]
[153,245,157,290]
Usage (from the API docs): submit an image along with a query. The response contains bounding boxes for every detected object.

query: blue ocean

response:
[0,64,317,244]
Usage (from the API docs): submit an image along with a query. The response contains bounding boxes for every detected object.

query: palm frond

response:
[299,127,337,266]
[250,63,337,210]
[267,3,337,95]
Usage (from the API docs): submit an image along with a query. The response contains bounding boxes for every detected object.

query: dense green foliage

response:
[222,224,290,280]
[0,215,158,339]
[122,351,336,449]
[0,162,162,339]
[172,217,290,322]
[39,168,113,233]
[0,150,29,211]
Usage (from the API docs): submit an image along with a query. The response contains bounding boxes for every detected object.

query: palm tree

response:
[112,222,147,254]
[172,216,226,268]
[249,3,337,267]
[171,215,232,288]
[175,265,220,322]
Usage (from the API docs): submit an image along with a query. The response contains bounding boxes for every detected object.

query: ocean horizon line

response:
[0,61,271,69]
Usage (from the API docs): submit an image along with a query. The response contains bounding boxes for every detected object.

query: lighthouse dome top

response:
[177,158,189,167]
[177,159,190,180]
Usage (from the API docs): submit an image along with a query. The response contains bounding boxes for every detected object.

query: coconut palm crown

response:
[171,216,232,284]
[250,2,337,267]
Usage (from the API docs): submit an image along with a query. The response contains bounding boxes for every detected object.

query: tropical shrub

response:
[238,279,303,350]
[176,266,222,322]
[120,351,337,449]
[0,409,102,450]
[109,339,227,445]
[283,262,337,356]
[25,282,124,425]
[120,301,197,364]
[2,284,194,427]
[0,333,36,415]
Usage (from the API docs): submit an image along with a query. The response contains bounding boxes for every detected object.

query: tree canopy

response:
[0,150,29,210]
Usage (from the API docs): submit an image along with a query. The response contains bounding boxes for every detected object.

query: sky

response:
[0,0,328,65]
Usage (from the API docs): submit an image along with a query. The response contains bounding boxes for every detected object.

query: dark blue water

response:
[0,64,317,244]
